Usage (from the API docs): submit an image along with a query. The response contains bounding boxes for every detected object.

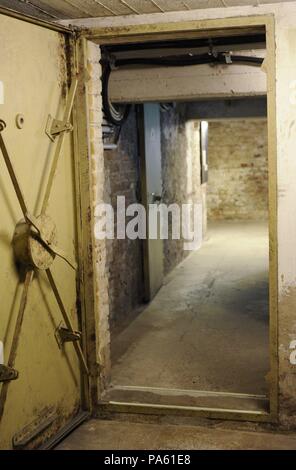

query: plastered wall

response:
[273,9,296,428]
[207,119,268,221]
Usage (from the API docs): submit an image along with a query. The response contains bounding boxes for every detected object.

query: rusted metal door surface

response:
[0,15,87,449]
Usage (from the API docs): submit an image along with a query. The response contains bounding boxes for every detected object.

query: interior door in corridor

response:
[139,103,164,301]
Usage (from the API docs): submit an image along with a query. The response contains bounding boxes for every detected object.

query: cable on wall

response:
[101,63,131,126]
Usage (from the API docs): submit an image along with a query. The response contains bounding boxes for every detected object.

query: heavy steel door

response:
[139,104,164,301]
[0,16,88,449]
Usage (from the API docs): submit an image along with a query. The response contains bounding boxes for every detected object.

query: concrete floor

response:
[57,223,279,450]
[56,418,296,450]
[109,221,269,409]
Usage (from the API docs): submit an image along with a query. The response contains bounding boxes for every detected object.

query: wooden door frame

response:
[77,14,278,423]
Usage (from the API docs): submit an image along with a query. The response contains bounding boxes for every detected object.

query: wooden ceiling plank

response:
[182,2,191,10]
[91,1,117,15]
[2,0,296,21]
[23,0,60,18]
[99,0,136,15]
[156,0,193,12]
[126,0,160,14]
[26,0,88,18]
[61,0,98,17]
[149,0,165,13]
[0,0,59,19]
[184,0,223,9]
[119,0,140,14]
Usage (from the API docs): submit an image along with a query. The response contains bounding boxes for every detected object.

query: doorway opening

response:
[95,19,277,421]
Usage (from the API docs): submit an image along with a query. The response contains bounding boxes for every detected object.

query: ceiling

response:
[0,0,295,21]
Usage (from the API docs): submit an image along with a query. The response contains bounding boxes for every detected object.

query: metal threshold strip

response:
[99,385,273,423]
[99,401,272,424]
[109,385,268,400]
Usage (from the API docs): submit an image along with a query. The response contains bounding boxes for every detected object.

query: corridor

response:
[108,221,269,410]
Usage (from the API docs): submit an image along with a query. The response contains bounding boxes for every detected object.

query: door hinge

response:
[45,78,77,141]
[55,323,81,348]
[45,115,73,142]
[0,364,19,383]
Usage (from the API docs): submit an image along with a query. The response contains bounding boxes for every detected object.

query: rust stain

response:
[58,34,68,97]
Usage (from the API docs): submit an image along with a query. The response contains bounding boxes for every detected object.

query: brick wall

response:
[207,119,268,220]
[161,104,206,275]
[84,40,111,390]
[102,104,207,326]
[103,105,207,324]
[104,109,144,329]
